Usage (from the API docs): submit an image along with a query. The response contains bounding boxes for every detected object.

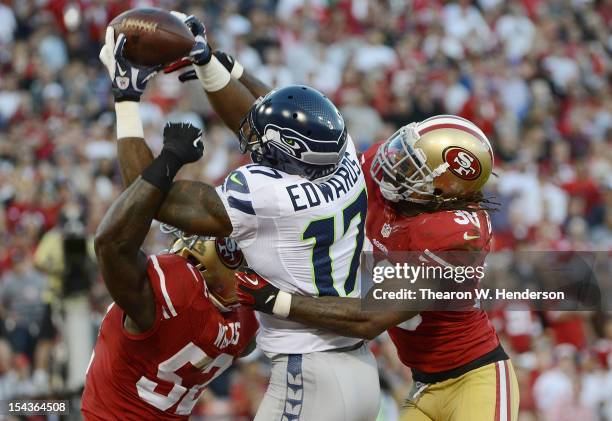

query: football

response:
[109,8,194,66]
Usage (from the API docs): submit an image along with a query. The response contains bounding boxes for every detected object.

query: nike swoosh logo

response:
[464,233,480,241]
[230,173,243,186]
[265,296,275,304]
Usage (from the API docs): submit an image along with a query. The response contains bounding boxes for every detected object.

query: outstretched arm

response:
[288,296,415,340]
[115,133,232,236]
[174,51,272,107]
[199,76,256,133]
[235,272,417,340]
[94,179,158,332]
[211,50,272,99]
[114,122,232,237]
[95,122,204,332]
[238,68,273,99]
[100,27,232,237]
[173,13,262,133]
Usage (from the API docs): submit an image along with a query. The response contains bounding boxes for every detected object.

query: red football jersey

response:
[82,254,258,421]
[362,143,500,374]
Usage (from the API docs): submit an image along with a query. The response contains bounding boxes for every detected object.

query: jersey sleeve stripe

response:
[187,264,200,283]
[423,249,455,268]
[151,255,178,317]
[227,196,256,215]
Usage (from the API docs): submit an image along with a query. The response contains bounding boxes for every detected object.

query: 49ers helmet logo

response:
[443,146,481,180]
[215,238,244,269]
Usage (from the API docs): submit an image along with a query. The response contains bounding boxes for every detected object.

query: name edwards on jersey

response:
[286,151,362,212]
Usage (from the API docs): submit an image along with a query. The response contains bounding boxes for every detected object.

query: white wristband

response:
[115,102,144,139]
[194,56,232,92]
[272,291,292,318]
[231,60,244,79]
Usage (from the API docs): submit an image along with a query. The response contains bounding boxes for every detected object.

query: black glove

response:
[169,12,212,66]
[178,69,197,82]
[214,50,238,73]
[141,123,203,193]
[162,122,204,165]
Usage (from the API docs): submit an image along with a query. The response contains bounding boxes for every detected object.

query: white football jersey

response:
[216,139,367,353]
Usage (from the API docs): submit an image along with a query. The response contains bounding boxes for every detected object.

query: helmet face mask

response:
[371,116,493,205]
[238,100,264,158]
[238,85,348,180]
[371,124,443,204]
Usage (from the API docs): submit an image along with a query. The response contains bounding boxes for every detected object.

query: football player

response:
[97,15,380,421]
[237,116,520,421]
[81,122,258,420]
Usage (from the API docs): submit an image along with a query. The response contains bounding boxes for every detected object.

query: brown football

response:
[110,8,194,66]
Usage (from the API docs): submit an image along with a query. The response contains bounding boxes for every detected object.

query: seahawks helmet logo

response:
[262,124,347,166]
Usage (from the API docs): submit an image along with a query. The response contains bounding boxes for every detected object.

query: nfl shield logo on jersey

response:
[381,223,392,238]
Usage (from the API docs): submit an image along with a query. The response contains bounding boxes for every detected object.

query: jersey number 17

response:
[302,189,367,297]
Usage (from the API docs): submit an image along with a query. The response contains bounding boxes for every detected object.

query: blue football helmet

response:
[238,85,348,180]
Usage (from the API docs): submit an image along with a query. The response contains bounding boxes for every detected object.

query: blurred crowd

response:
[0,0,610,420]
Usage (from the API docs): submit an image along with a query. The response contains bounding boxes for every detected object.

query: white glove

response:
[99,26,160,102]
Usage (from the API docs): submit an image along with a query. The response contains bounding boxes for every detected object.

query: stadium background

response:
[0,0,610,419]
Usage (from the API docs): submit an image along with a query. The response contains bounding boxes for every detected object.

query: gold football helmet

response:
[161,224,245,311]
[371,115,493,204]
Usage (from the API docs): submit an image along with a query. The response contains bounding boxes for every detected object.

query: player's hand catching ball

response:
[236,270,284,315]
[168,12,211,66]
[99,27,161,102]
[162,123,204,165]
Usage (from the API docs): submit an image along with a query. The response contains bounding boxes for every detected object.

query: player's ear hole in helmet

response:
[371,115,499,212]
[160,224,245,312]
[238,85,348,181]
